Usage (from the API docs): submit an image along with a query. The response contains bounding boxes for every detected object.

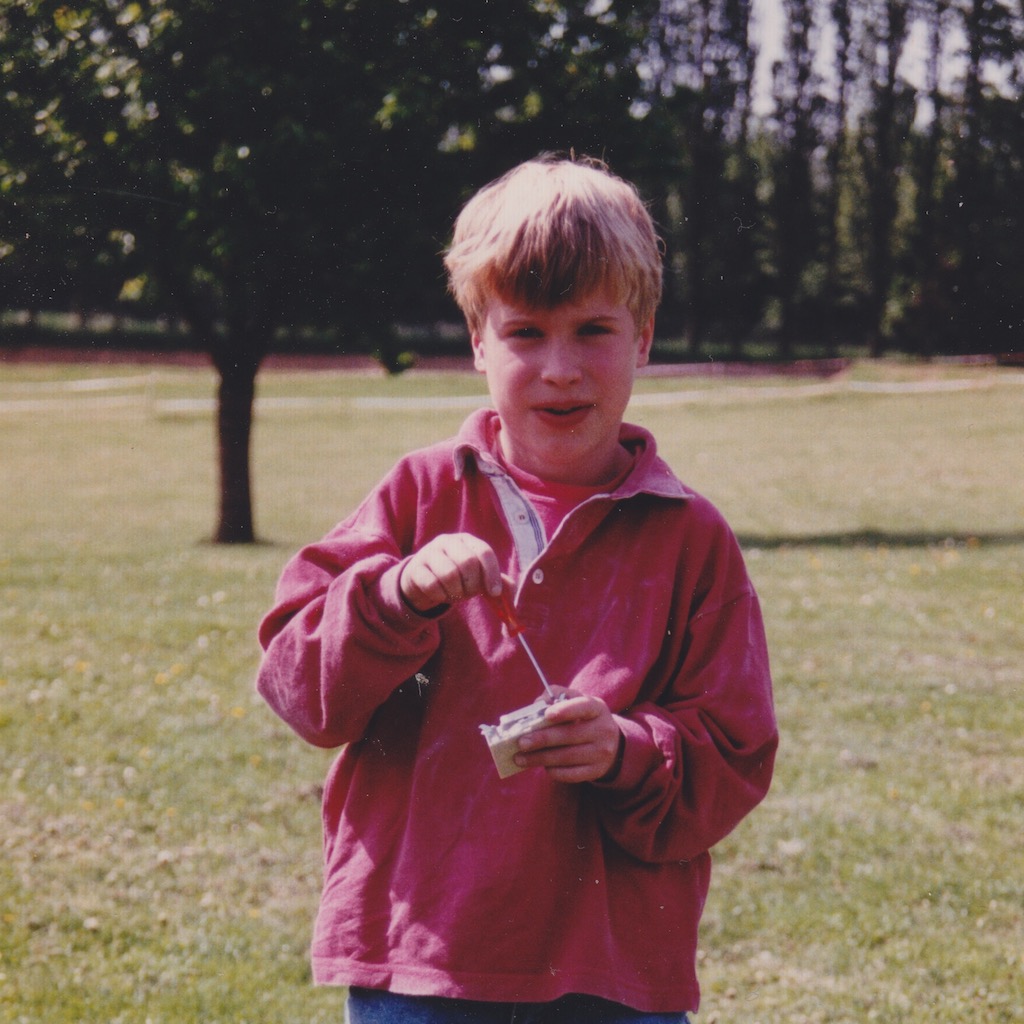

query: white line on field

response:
[351,394,490,411]
[1,370,1021,416]
[0,395,145,413]
[628,382,839,405]
[847,378,997,394]
[0,374,156,393]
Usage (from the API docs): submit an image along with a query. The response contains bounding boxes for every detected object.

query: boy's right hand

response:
[399,533,503,615]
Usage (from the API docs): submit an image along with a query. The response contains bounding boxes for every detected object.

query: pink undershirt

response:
[499,448,636,540]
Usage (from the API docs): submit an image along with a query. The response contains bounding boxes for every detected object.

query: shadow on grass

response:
[736,529,1024,550]
[216,531,1024,551]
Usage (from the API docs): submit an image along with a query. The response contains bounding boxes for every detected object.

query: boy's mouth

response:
[537,402,594,417]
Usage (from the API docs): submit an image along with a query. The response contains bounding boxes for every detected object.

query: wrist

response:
[398,561,448,618]
[594,728,626,785]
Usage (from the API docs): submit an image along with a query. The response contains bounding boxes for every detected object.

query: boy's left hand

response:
[514,688,624,784]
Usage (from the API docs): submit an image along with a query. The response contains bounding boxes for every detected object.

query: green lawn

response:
[1,359,1022,1023]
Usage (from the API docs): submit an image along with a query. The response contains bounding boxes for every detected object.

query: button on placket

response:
[531,568,545,585]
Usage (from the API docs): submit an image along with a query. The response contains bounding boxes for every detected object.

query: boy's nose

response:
[540,340,582,385]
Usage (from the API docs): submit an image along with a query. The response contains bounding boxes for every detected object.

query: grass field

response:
[1,358,1022,1023]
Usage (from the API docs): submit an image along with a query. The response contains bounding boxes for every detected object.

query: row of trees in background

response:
[2,0,1021,540]
[642,0,1023,361]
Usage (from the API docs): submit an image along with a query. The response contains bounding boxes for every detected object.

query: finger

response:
[542,696,603,724]
[478,550,503,597]
[433,550,471,601]
[518,721,598,756]
[401,534,500,612]
[405,563,454,609]
[426,537,480,601]
[546,763,607,784]
[440,535,499,600]
[400,548,462,610]
[516,741,604,774]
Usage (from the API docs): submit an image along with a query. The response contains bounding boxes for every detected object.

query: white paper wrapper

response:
[479,697,555,779]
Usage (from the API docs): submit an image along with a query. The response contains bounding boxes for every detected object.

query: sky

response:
[748,0,967,119]
[750,0,785,113]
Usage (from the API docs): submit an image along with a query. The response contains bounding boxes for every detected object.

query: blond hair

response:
[444,156,663,332]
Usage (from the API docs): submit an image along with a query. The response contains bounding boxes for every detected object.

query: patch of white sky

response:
[750,0,994,123]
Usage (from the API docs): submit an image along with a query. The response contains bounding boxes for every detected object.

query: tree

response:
[944,0,1022,352]
[902,0,952,355]
[641,0,763,354]
[819,0,855,351]
[856,0,913,356]
[769,0,823,356]
[2,0,661,542]
[0,3,133,323]
[4,0,462,540]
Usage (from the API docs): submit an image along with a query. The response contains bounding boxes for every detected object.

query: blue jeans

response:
[346,988,690,1024]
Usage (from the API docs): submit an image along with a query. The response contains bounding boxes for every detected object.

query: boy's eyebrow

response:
[496,314,619,334]
[570,313,625,329]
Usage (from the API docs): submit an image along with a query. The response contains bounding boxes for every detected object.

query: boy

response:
[256,156,777,1023]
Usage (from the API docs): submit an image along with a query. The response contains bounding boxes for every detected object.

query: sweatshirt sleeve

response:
[255,473,444,749]
[591,527,778,865]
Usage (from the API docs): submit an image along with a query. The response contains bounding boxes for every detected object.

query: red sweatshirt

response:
[256,409,777,1013]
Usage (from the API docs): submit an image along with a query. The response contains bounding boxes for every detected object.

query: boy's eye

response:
[510,326,543,339]
[578,323,613,336]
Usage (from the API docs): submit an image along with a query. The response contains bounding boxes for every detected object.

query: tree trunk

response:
[908,0,947,358]
[211,351,262,544]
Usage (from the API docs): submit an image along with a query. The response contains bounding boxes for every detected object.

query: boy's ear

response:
[470,329,487,373]
[635,317,655,368]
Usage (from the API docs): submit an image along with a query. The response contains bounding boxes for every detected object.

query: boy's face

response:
[471,289,654,486]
